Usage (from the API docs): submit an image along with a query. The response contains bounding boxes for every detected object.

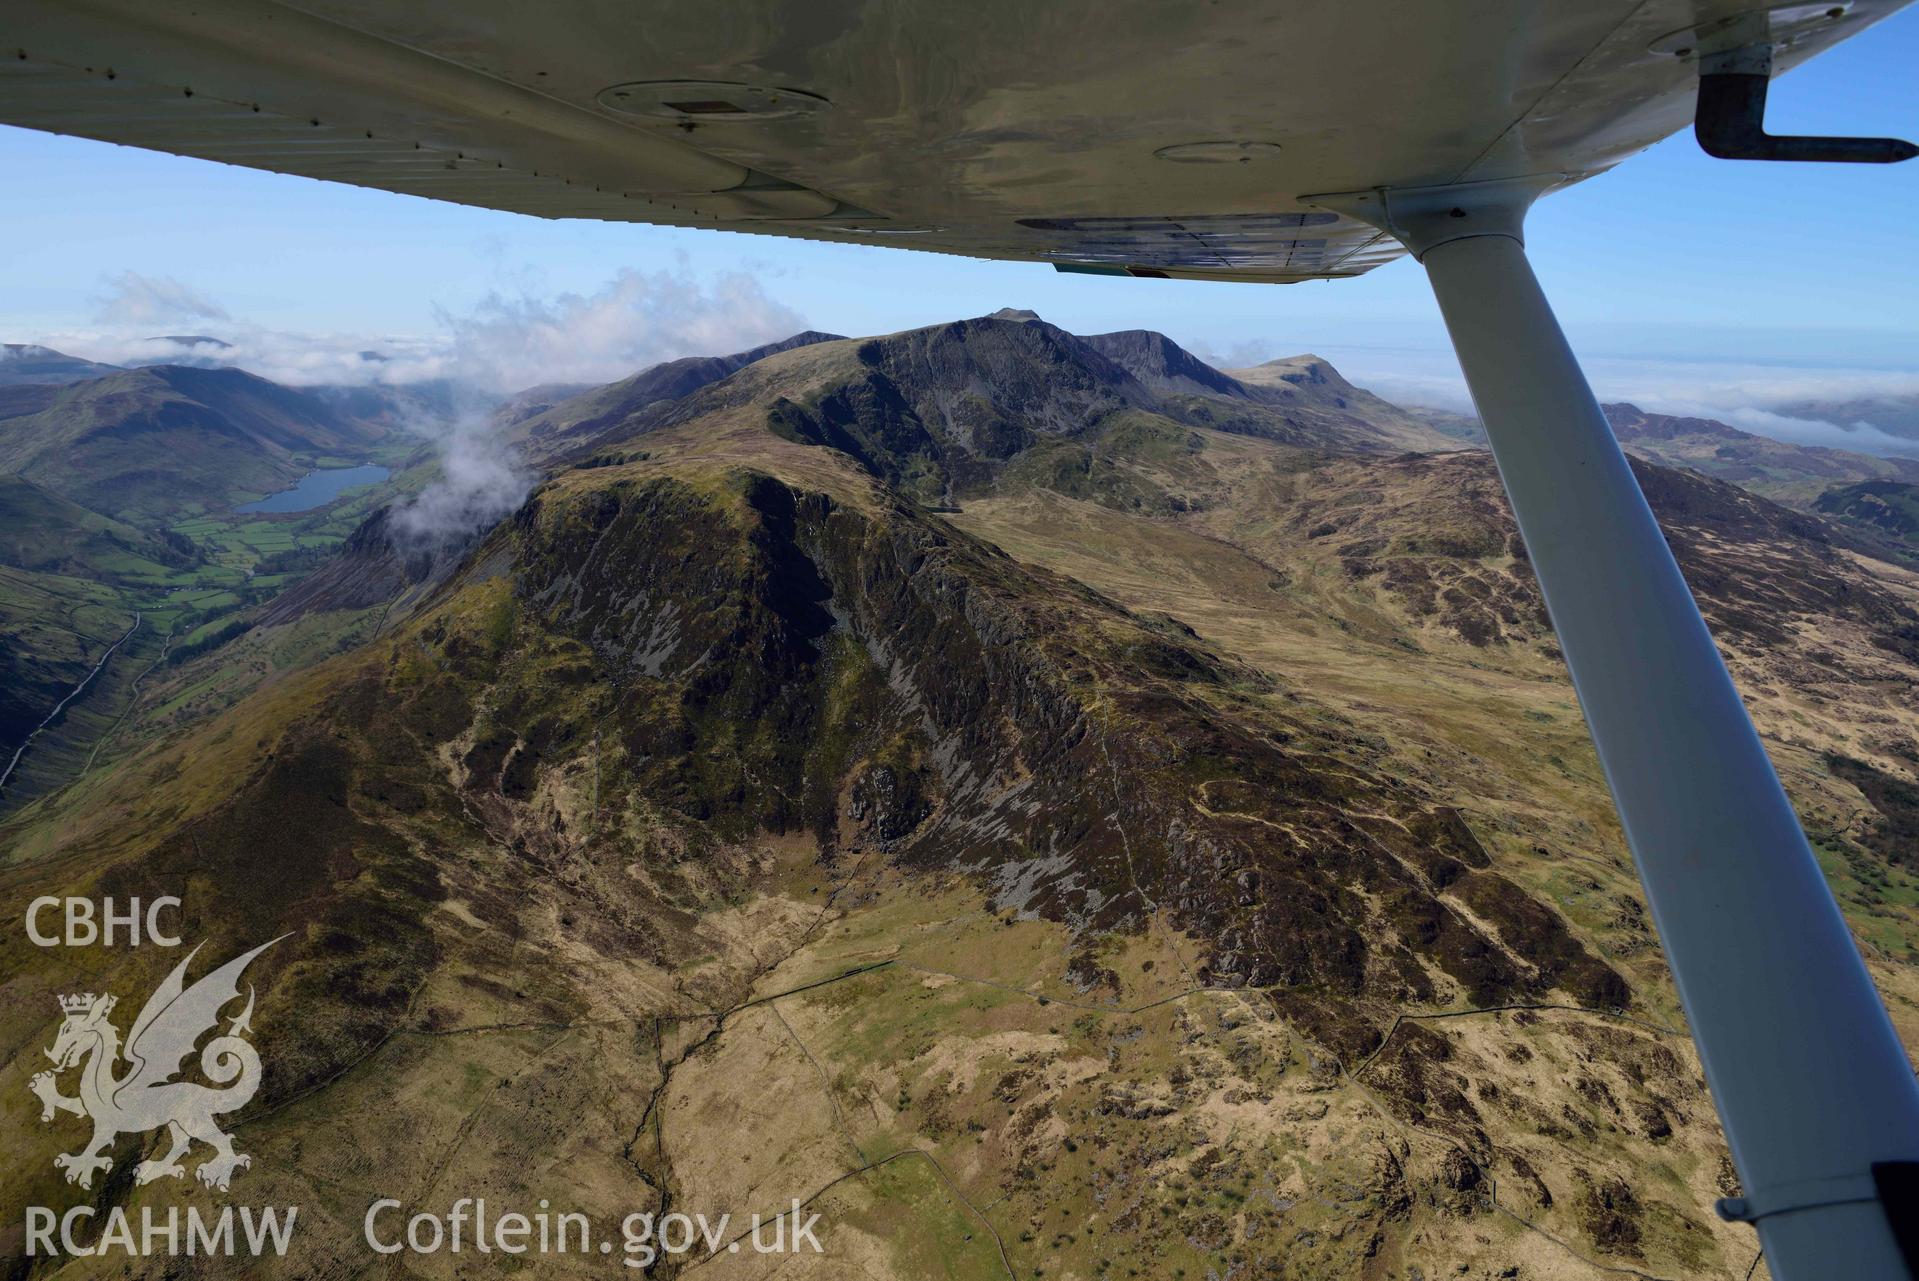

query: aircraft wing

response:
[1,0,1908,284]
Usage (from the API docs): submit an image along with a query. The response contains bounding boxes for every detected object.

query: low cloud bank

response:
[1210,340,1919,458]
[1713,408,1919,455]
[43,263,808,393]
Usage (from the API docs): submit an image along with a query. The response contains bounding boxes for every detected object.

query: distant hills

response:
[0,337,242,384]
[1599,403,1919,562]
[1403,399,1919,560]
[0,364,392,518]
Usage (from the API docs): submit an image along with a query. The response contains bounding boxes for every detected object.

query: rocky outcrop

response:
[1082,328,1257,401]
[496,468,1627,1038]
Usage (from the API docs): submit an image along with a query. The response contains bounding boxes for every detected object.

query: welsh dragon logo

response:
[30,938,281,1192]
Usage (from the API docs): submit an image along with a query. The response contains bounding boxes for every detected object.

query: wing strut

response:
[1312,177,1919,1281]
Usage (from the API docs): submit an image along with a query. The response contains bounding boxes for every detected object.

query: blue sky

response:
[2,5,1916,438]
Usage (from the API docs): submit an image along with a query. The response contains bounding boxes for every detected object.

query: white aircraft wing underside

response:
[1,0,1908,283]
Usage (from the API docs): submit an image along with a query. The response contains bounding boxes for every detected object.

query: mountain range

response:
[1,316,1916,1280]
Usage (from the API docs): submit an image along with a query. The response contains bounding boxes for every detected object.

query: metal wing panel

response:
[2,0,1911,282]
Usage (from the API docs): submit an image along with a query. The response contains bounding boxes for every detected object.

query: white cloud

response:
[380,264,809,550]
[388,407,532,551]
[92,270,229,327]
[1190,339,1276,372]
[433,266,807,392]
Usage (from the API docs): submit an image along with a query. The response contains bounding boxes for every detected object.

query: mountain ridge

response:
[0,342,121,385]
[511,329,847,458]
[546,316,1459,507]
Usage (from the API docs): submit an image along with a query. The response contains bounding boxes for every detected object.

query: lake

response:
[236,464,391,513]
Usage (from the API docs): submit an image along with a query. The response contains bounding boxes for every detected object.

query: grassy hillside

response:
[0,365,394,519]
[0,474,198,581]
[0,565,139,764]
[1816,478,1919,549]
